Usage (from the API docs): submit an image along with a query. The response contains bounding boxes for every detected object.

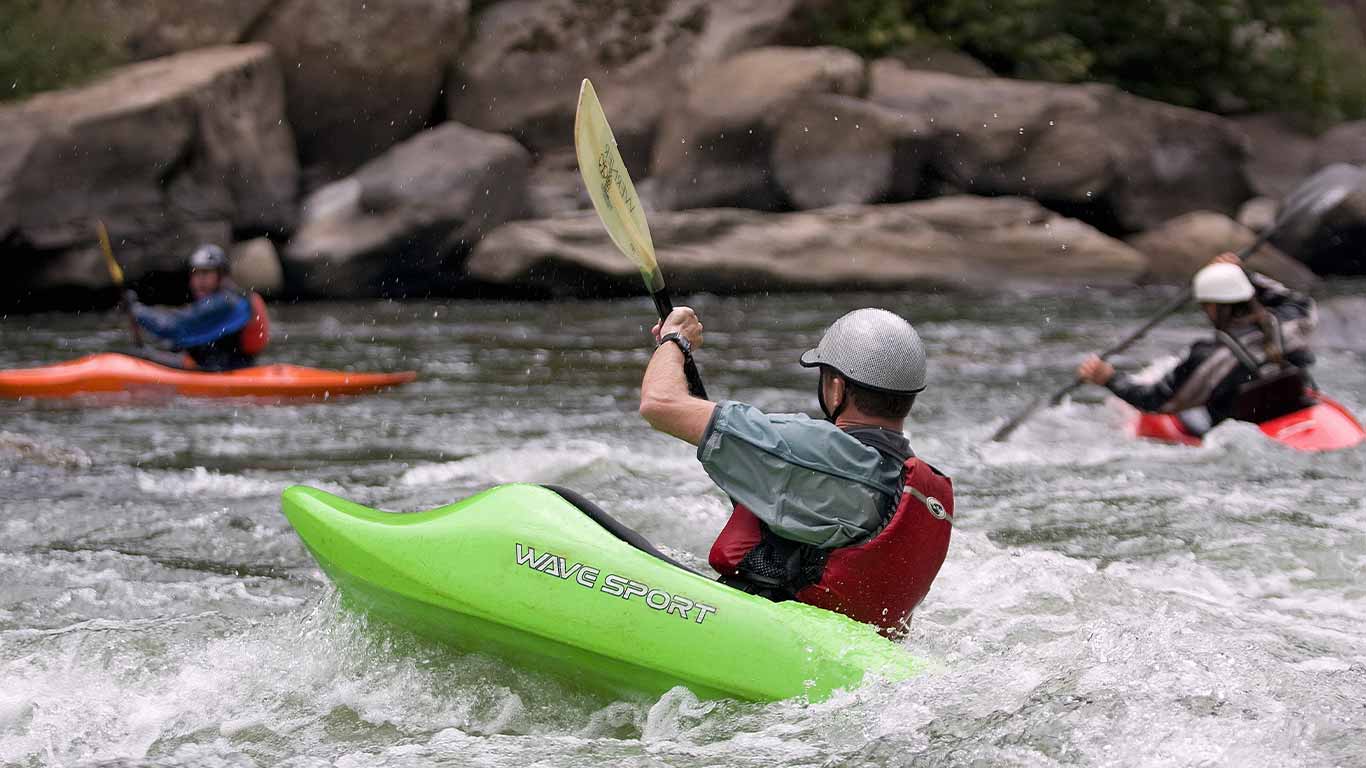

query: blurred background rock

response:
[3,0,1365,311]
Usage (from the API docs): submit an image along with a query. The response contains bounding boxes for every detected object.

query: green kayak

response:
[282,483,924,702]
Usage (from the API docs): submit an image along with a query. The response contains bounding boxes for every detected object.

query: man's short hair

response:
[847,380,916,419]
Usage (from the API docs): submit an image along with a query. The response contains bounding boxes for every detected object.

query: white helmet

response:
[1192,263,1254,303]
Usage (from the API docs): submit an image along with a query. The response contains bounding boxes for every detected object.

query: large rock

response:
[883,42,994,79]
[1268,164,1366,276]
[771,95,931,209]
[230,237,285,296]
[253,0,470,182]
[0,45,297,309]
[649,46,866,210]
[284,122,530,297]
[1126,212,1318,290]
[867,60,1252,233]
[466,196,1147,296]
[449,0,813,165]
[1314,120,1366,168]
[1294,182,1366,275]
[526,149,590,219]
[1232,113,1319,199]
[77,0,274,59]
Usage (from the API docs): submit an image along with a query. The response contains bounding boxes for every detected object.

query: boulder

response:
[1296,182,1366,275]
[0,45,297,309]
[649,46,866,210]
[1237,197,1278,233]
[883,42,993,79]
[252,0,470,181]
[1268,166,1366,275]
[230,238,285,296]
[1231,113,1319,199]
[77,0,273,59]
[466,195,1146,296]
[1314,120,1366,168]
[867,60,1252,233]
[527,149,591,219]
[771,95,931,209]
[283,122,530,297]
[1126,212,1317,290]
[448,0,813,165]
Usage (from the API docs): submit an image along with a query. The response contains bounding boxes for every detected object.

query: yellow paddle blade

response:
[573,78,663,293]
[95,219,124,286]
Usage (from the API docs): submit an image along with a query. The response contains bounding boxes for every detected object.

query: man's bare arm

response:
[638,308,716,445]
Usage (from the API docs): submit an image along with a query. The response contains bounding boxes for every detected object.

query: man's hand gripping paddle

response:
[990,162,1366,443]
[96,219,143,347]
[574,78,707,399]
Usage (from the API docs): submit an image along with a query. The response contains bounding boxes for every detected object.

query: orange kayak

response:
[0,353,417,400]
[1130,395,1365,453]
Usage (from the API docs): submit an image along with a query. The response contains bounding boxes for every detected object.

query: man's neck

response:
[834,414,905,433]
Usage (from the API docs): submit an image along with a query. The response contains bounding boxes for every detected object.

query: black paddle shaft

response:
[651,289,709,399]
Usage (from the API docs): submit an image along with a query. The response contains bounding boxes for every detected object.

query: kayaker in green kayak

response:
[1077,252,1318,434]
[125,245,271,372]
[640,306,953,636]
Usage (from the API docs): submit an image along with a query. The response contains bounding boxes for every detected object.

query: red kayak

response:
[1131,395,1365,452]
[0,353,417,400]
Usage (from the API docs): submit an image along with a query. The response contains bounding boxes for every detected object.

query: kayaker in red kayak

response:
[1077,252,1318,435]
[639,307,952,636]
[125,245,271,372]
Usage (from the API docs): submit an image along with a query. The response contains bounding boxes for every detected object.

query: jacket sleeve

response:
[695,401,900,548]
[1250,272,1315,323]
[1105,350,1206,413]
[132,292,251,350]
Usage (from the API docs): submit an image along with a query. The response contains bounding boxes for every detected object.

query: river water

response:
[2,287,1364,768]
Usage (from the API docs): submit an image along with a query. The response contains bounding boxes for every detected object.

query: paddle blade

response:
[95,219,123,286]
[574,79,663,293]
[1275,163,1364,226]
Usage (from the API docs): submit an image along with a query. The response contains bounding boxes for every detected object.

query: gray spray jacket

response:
[696,401,906,549]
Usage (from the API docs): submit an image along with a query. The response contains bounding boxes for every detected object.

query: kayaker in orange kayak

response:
[638,306,953,636]
[125,245,270,372]
[1077,252,1318,435]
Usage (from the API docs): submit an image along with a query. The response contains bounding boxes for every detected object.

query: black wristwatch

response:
[658,332,692,356]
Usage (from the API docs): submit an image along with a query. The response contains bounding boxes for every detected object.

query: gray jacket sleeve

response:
[696,401,902,548]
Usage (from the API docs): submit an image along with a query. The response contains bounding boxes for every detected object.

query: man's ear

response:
[829,374,845,408]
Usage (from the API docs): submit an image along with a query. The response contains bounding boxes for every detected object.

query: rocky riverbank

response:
[2,1,1365,311]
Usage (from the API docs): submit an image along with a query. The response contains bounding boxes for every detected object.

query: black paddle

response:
[574,79,707,399]
[990,163,1366,443]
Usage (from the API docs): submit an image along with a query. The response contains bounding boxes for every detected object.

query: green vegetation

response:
[809,0,1366,121]
[0,0,124,102]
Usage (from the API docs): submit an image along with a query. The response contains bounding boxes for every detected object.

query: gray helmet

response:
[188,244,228,272]
[799,308,927,393]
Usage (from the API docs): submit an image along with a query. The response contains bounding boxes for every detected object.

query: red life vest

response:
[239,292,270,356]
[709,457,953,635]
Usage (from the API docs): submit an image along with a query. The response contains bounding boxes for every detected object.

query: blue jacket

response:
[132,290,252,350]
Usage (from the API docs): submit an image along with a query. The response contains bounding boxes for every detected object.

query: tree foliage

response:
[809,0,1366,121]
[0,0,124,102]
